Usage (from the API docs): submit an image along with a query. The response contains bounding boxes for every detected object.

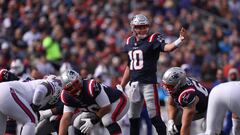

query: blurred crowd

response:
[0,0,240,89]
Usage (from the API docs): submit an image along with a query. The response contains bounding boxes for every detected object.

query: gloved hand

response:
[116,84,124,92]
[39,109,53,121]
[167,119,178,135]
[79,113,100,134]
[79,118,94,134]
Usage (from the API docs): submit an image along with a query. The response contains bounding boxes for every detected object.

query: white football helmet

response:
[61,69,82,95]
[162,67,187,95]
[10,59,24,75]
[130,14,150,39]
[59,62,72,75]
[45,75,63,105]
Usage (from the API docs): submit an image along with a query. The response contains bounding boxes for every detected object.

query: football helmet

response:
[130,14,150,39]
[61,69,82,95]
[45,75,63,105]
[59,62,72,75]
[162,67,187,95]
[10,59,24,76]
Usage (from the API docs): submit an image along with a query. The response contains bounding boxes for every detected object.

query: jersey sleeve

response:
[60,90,79,107]
[32,83,49,105]
[95,86,110,107]
[150,33,166,51]
[178,88,196,107]
[87,79,101,98]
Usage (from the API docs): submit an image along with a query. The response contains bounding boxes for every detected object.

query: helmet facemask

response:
[64,79,82,95]
[61,70,82,96]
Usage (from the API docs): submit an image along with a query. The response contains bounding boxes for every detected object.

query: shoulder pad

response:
[178,88,196,107]
[60,90,72,106]
[126,36,136,45]
[87,79,97,97]
[41,81,54,96]
[148,33,160,42]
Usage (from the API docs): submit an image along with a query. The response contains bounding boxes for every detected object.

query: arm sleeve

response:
[32,84,48,105]
[95,87,111,107]
[152,33,166,51]
[63,105,76,113]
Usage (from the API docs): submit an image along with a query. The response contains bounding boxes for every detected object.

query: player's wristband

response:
[173,38,182,47]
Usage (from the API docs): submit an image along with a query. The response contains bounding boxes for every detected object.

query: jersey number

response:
[81,104,99,112]
[192,80,208,96]
[128,50,143,70]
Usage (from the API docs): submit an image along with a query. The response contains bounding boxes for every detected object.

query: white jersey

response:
[0,78,62,135]
[6,80,51,106]
[205,81,240,135]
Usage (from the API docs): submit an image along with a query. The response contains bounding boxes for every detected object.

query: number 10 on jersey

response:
[128,50,143,70]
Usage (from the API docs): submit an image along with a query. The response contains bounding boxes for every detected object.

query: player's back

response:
[6,79,45,103]
[210,81,240,102]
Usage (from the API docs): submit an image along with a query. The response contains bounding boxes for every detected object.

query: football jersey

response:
[6,79,60,107]
[123,33,166,83]
[61,79,123,112]
[172,77,209,114]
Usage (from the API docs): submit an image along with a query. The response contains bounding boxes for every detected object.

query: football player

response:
[0,69,20,135]
[59,70,129,135]
[120,14,187,135]
[162,67,209,135]
[0,74,63,135]
[205,69,240,135]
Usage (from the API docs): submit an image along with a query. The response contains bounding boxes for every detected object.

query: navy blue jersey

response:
[123,33,166,83]
[61,79,123,112]
[172,77,209,114]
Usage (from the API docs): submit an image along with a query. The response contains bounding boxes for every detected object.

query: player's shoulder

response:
[60,90,74,105]
[125,36,136,45]
[85,79,101,97]
[148,32,161,42]
[178,88,196,107]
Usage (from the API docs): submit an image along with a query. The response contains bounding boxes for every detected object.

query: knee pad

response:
[151,116,166,135]
[106,123,122,135]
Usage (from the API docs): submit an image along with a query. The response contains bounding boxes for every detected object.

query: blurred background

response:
[1,0,240,134]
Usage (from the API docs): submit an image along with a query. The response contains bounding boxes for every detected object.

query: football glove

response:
[116,84,124,92]
[167,119,178,135]
[39,109,53,121]
[79,118,94,134]
[79,113,100,134]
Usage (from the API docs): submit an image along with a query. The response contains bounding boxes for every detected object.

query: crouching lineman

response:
[205,81,240,135]
[59,70,129,135]
[0,74,63,135]
[162,67,210,135]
